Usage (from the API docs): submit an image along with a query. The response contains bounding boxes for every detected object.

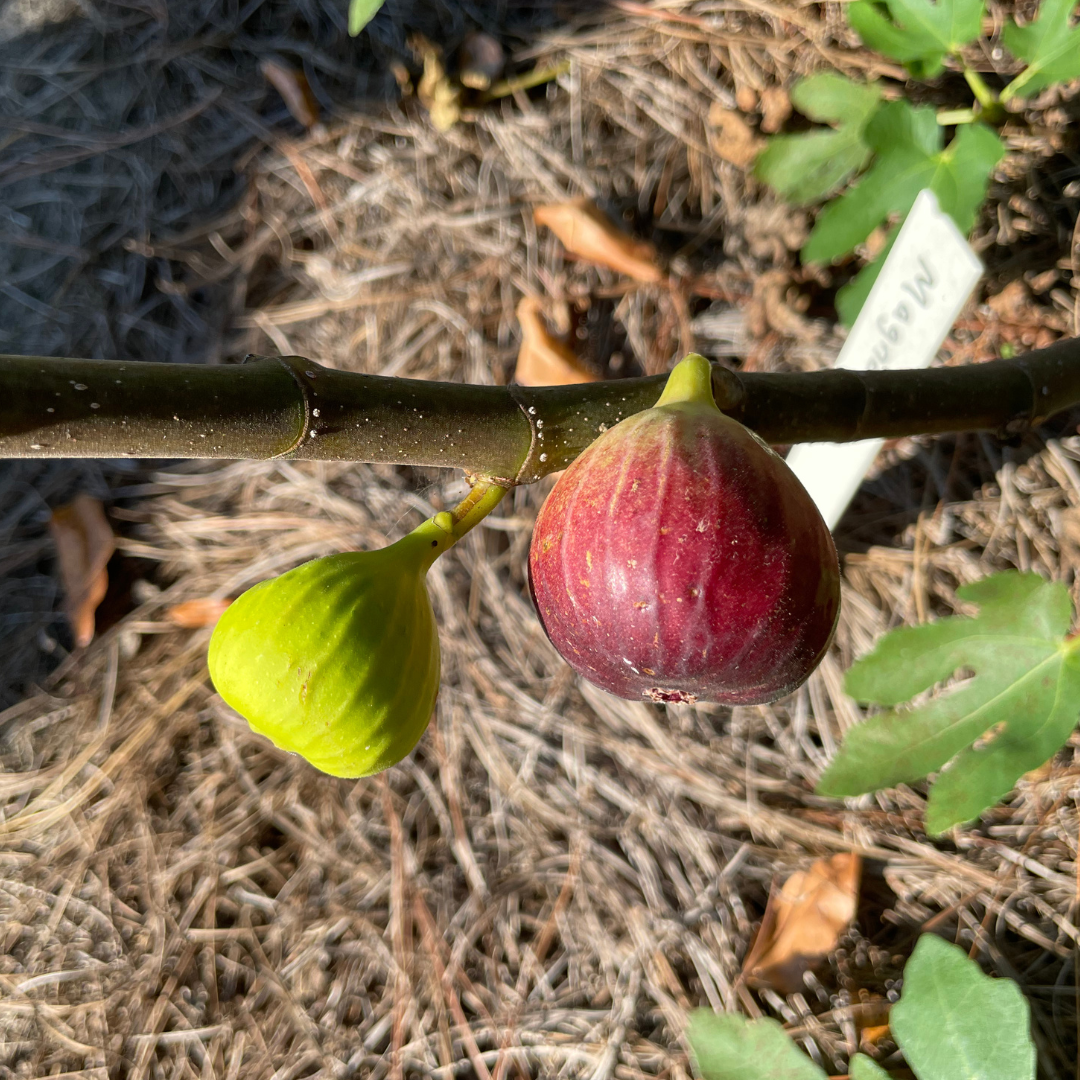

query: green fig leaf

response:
[847,0,985,78]
[686,1011,827,1080]
[209,519,453,777]
[802,100,1003,324]
[802,100,941,264]
[1001,0,1080,100]
[803,103,1003,266]
[754,74,883,205]
[891,935,1036,1080]
[818,571,1080,835]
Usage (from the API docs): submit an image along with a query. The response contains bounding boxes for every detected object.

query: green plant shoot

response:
[755,0,1080,323]
[757,80,1004,323]
[817,571,1080,835]
[804,99,1003,322]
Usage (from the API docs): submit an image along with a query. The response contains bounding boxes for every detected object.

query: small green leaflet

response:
[891,935,1035,1080]
[800,98,1003,325]
[686,1013,827,1080]
[818,572,1080,835]
[802,99,939,264]
[753,74,883,205]
[1001,0,1080,100]
[848,0,986,78]
[803,99,1002,263]
[687,936,1035,1080]
[349,0,385,36]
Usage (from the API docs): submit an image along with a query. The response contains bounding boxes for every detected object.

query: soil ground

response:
[1,2,1080,1078]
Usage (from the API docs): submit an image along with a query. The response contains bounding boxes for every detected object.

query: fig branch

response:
[1,337,1078,482]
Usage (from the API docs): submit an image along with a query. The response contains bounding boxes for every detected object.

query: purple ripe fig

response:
[528,353,840,705]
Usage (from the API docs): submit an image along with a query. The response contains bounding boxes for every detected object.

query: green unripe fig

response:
[209,513,457,777]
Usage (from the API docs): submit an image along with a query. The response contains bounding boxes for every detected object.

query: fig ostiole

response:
[528,353,840,706]
[209,480,506,778]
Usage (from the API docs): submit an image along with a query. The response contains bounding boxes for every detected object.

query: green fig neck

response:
[654,353,719,411]
[396,479,509,573]
[399,513,456,572]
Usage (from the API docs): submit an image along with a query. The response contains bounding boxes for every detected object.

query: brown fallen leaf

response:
[260,60,320,130]
[533,198,662,283]
[707,101,765,168]
[741,852,861,994]
[166,597,233,629]
[514,297,598,386]
[49,494,115,648]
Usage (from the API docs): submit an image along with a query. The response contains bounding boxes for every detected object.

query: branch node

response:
[506,382,542,484]
[710,363,744,412]
[268,355,328,457]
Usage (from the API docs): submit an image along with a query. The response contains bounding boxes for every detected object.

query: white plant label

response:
[784,189,983,530]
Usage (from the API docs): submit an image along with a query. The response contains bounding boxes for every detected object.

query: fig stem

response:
[654,353,718,410]
[405,477,507,571]
[2,337,1079,479]
[447,477,508,542]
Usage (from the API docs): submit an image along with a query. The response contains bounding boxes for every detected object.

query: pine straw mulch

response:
[3,2,1080,1080]
[5,443,1080,1080]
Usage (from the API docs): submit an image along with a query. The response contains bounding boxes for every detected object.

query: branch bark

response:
[1,338,1077,483]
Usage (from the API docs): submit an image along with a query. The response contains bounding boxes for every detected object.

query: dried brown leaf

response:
[514,297,598,386]
[707,101,765,168]
[165,597,233,629]
[260,60,320,130]
[533,198,662,283]
[741,853,861,994]
[48,495,115,648]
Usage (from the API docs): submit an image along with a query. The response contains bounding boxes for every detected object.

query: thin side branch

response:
[1,338,1078,482]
